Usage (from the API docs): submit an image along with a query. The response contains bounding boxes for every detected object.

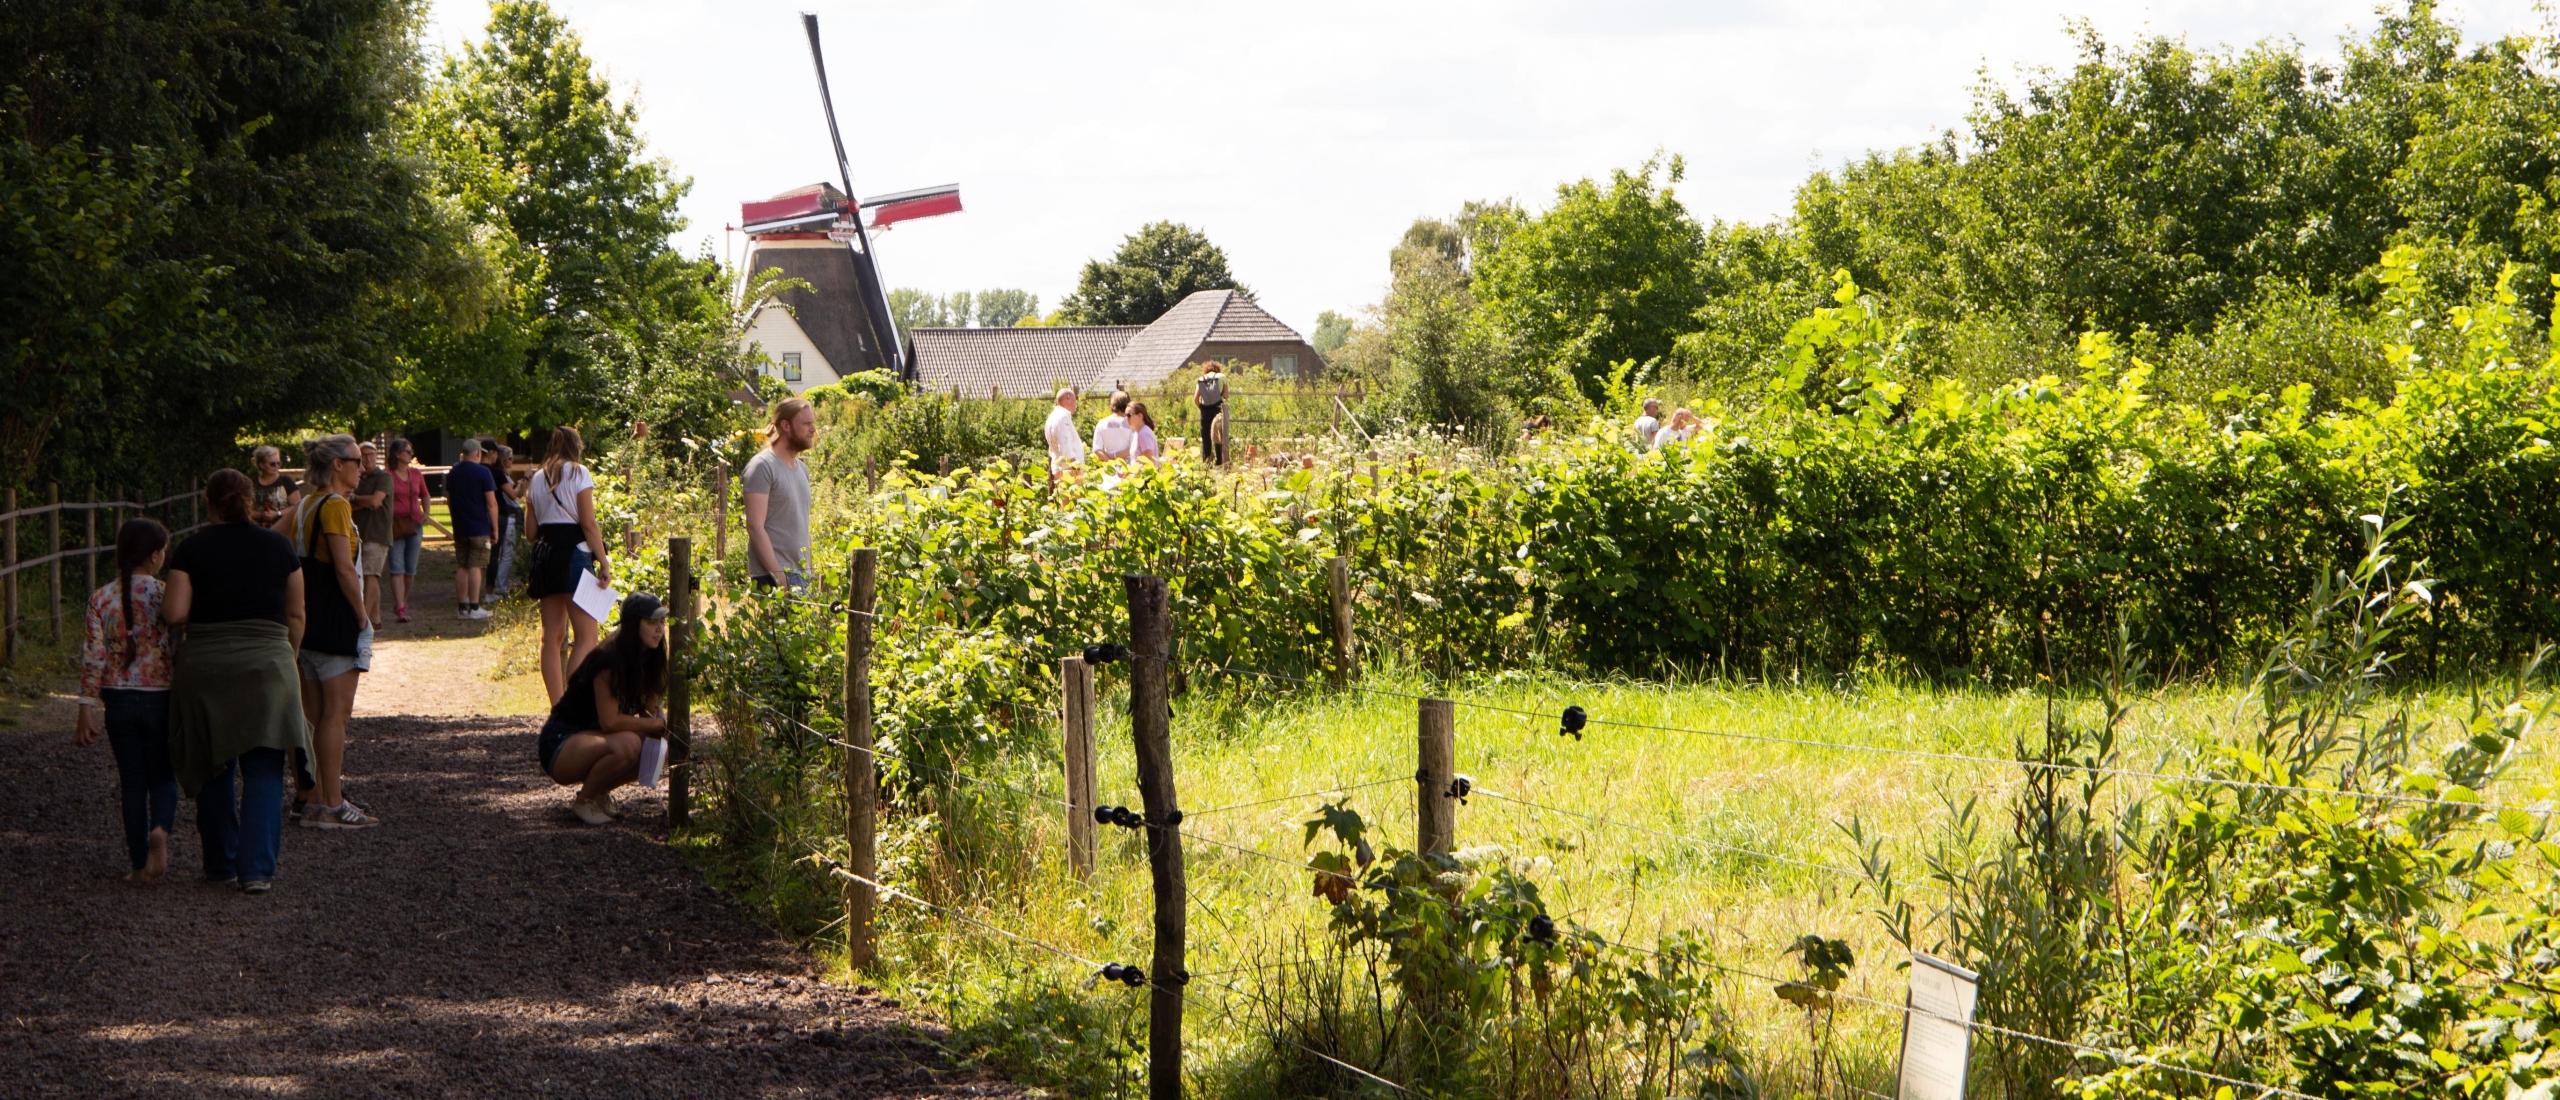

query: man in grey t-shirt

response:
[744,397,816,589]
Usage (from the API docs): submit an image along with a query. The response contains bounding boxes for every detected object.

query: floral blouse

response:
[81,576,174,697]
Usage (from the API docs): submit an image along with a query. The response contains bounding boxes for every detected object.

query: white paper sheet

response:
[1898,952,1980,1100]
[636,737,666,789]
[571,566,619,625]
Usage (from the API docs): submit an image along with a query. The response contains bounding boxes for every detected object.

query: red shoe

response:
[394,605,410,623]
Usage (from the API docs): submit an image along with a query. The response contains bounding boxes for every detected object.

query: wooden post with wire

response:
[845,547,880,969]
[666,536,693,828]
[3,487,18,666]
[1126,573,1184,1100]
[47,484,61,643]
[1061,655,1098,879]
[1328,556,1356,687]
[710,461,729,569]
[865,454,878,495]
[1417,698,1456,855]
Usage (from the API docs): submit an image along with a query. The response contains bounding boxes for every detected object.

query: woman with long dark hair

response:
[537,592,668,825]
[166,468,312,893]
[526,427,611,704]
[74,518,176,883]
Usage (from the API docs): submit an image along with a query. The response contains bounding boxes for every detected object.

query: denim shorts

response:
[537,717,583,778]
[299,623,373,682]
[386,533,424,577]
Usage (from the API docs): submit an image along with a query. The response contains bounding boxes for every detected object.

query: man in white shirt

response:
[1632,398,1663,450]
[1044,389,1085,473]
[1091,391,1134,461]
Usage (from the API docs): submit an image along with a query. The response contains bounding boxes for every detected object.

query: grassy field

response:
[763,664,2546,1096]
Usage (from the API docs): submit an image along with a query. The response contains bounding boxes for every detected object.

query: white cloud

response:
[425,0,2547,336]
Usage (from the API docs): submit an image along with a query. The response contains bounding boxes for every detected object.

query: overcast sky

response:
[423,0,2547,336]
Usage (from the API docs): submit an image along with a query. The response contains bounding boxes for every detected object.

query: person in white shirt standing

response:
[1044,388,1085,473]
[1632,398,1663,450]
[1091,391,1134,462]
[743,397,816,591]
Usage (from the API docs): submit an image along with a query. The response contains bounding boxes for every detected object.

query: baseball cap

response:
[620,591,672,623]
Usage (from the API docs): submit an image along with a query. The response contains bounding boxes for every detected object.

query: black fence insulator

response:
[1083,643,1131,665]
[1096,805,1148,830]
[1170,967,1192,986]
[1156,809,1184,828]
[1444,776,1473,804]
[1528,914,1557,944]
[685,574,702,594]
[1100,963,1147,988]
[1560,705,1588,740]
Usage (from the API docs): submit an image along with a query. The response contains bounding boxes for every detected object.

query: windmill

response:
[733,13,963,391]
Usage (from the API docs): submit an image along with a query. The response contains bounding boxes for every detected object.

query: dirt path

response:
[0,547,1024,1099]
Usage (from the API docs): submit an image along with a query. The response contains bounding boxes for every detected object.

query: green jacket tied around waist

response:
[168,618,314,797]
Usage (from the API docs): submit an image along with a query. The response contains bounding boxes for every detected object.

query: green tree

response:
[1469,156,1706,400]
[1,0,447,493]
[1058,221,1249,324]
[413,0,707,433]
[1312,310,1353,354]
[889,288,964,331]
[972,288,1040,328]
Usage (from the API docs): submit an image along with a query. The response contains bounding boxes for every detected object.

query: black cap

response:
[620,591,671,623]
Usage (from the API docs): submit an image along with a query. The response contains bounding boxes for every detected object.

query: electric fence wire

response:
[719,715,1423,1096]
[1183,777,1408,819]
[708,648,2410,1096]
[1593,933,2324,1100]
[1156,807,2305,1100]
[1203,662,2560,821]
[1465,787,1872,882]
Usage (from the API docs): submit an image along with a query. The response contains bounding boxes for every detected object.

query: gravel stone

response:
[0,713,1029,1099]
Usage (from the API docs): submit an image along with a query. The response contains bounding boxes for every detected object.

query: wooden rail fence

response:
[0,484,205,666]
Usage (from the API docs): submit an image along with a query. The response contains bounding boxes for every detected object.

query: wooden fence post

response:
[1061,655,1098,880]
[865,454,878,495]
[47,484,61,643]
[938,455,951,477]
[846,547,880,970]
[3,488,17,666]
[1417,698,1456,855]
[84,488,97,598]
[667,537,693,828]
[710,461,728,570]
[1126,573,1185,1100]
[1328,556,1356,687]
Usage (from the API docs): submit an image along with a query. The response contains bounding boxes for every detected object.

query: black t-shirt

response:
[551,662,606,730]
[168,523,300,625]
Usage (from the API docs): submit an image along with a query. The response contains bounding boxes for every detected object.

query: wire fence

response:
[674,554,2504,1100]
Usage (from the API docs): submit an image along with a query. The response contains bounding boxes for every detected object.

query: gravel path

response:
[0,710,1028,1099]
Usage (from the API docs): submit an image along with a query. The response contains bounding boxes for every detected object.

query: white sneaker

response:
[571,796,613,826]
[466,607,494,621]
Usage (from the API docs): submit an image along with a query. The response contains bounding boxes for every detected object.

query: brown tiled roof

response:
[908,326,1143,398]
[1096,292,1227,392]
[1202,292,1300,343]
[905,290,1314,397]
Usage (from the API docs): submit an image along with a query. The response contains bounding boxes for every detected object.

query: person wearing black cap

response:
[536,591,670,825]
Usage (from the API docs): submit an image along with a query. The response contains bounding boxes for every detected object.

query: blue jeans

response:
[102,689,179,871]
[197,747,286,883]
[490,513,522,594]
[386,532,424,577]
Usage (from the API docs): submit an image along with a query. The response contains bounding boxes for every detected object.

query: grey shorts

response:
[299,624,374,681]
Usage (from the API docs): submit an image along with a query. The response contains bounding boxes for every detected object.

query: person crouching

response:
[536,591,669,825]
